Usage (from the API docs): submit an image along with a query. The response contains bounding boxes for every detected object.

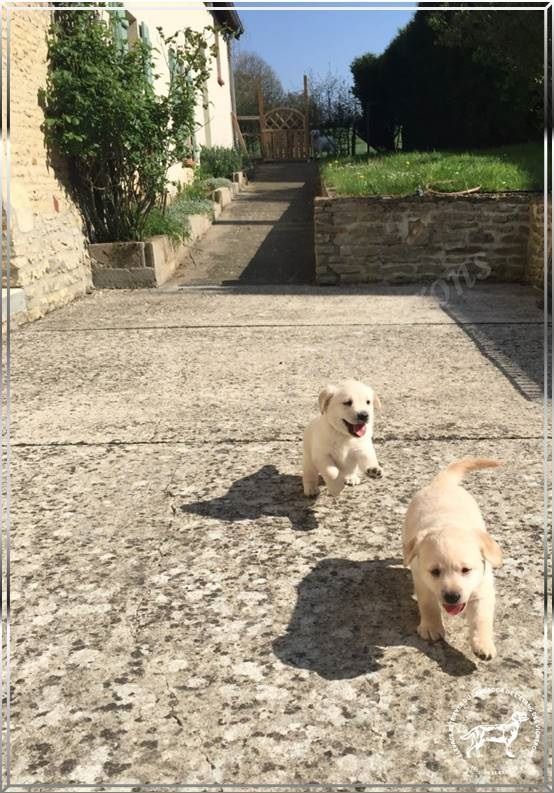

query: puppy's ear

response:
[479,531,503,567]
[403,536,420,566]
[318,384,337,414]
[373,393,382,411]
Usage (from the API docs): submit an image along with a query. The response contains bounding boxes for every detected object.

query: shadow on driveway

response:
[180,464,317,532]
[273,558,477,679]
[441,301,549,402]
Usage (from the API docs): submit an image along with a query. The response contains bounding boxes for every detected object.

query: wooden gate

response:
[234,75,310,162]
[261,107,310,161]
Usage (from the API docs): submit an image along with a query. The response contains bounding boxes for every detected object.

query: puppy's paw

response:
[366,466,384,479]
[326,479,345,498]
[471,636,497,660]
[417,622,445,642]
[303,484,319,498]
[344,473,362,486]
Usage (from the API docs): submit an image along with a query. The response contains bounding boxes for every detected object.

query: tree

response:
[350,8,543,151]
[304,69,359,128]
[233,50,285,115]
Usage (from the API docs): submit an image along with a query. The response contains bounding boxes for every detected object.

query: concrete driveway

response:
[8,282,548,788]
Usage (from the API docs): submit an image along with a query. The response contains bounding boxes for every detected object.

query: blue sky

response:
[234,10,415,91]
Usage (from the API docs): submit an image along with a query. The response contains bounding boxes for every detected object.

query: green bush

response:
[42,10,216,242]
[143,208,186,242]
[144,183,215,241]
[200,176,234,192]
[199,146,242,179]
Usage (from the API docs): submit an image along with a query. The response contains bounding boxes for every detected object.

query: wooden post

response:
[257,79,266,159]
[303,74,310,160]
[231,112,248,156]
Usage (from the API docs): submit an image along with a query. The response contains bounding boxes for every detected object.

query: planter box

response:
[89,171,246,289]
[90,233,198,289]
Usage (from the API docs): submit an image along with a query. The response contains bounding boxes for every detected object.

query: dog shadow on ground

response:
[273,558,477,678]
[180,464,317,532]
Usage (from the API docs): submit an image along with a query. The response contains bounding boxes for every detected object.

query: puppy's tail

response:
[432,457,502,487]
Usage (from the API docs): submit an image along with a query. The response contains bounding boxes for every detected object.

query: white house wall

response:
[124,5,235,189]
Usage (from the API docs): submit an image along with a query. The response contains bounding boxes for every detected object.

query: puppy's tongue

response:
[352,423,366,437]
[443,603,465,616]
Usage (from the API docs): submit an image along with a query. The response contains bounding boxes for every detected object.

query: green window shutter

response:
[110,9,129,53]
[139,22,153,85]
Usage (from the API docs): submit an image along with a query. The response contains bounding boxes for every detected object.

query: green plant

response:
[143,207,186,242]
[42,10,216,242]
[199,146,242,179]
[200,176,234,192]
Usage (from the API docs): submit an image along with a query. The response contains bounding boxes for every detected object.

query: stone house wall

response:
[315,193,539,286]
[3,5,92,322]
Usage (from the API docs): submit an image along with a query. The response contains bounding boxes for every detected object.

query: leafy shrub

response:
[143,208,186,242]
[199,146,242,179]
[201,176,234,192]
[42,10,216,242]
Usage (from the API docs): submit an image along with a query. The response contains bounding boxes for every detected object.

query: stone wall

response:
[3,6,92,322]
[527,198,551,288]
[315,193,537,286]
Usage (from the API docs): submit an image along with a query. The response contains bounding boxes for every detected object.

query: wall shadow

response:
[441,301,550,401]
[180,464,317,532]
[273,558,477,679]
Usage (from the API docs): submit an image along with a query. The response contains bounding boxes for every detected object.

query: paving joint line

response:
[25,320,548,333]
[11,434,546,449]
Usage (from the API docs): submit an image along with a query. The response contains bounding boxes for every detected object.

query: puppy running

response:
[403,457,503,660]
[303,379,382,498]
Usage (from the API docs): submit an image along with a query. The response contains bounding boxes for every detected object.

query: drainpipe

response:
[227,36,237,120]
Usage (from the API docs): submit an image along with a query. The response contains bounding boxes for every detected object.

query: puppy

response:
[403,457,503,660]
[303,379,382,498]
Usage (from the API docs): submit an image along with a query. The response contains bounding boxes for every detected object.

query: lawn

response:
[321,142,544,196]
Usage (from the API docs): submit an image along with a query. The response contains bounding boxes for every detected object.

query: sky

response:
[234,9,415,91]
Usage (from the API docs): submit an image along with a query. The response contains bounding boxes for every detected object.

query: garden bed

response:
[315,144,546,288]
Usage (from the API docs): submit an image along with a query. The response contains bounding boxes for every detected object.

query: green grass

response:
[321,143,543,197]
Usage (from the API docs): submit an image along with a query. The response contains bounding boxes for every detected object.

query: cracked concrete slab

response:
[7,283,550,788]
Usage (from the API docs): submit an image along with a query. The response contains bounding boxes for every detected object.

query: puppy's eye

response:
[343,399,353,406]
[366,400,371,405]
[461,567,471,575]
[430,568,441,578]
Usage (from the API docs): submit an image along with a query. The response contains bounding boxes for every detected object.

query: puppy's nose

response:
[443,591,461,604]
[357,411,369,423]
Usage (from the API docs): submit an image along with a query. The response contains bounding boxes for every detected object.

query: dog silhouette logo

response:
[461,710,529,758]
[448,688,541,778]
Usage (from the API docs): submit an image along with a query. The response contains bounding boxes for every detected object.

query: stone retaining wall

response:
[315,193,541,286]
[527,198,551,288]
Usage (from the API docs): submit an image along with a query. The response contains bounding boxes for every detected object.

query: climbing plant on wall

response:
[42,9,216,242]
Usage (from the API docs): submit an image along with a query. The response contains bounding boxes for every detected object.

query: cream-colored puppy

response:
[303,379,382,498]
[403,457,503,660]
